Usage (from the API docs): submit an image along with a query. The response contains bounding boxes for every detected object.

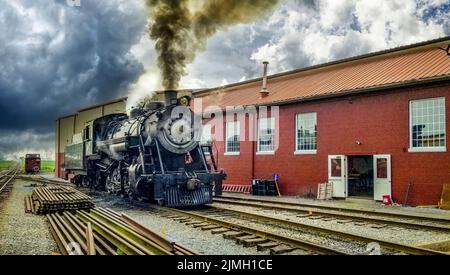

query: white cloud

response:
[249,0,447,73]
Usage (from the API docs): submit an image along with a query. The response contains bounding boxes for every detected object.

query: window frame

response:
[225,121,241,156]
[200,124,212,155]
[295,112,318,155]
[257,117,276,155]
[408,97,446,153]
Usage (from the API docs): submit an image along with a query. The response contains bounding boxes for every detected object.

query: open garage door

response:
[328,155,347,198]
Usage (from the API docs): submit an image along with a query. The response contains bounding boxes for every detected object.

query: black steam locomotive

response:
[64,92,225,207]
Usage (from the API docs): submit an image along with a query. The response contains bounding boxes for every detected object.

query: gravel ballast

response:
[0,179,57,255]
[90,192,267,255]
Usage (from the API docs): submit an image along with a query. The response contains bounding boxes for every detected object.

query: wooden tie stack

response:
[24,186,94,215]
[317,183,333,200]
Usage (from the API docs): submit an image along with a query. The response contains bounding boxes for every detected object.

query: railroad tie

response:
[270,245,296,255]
[185,221,205,226]
[192,222,211,228]
[211,228,230,235]
[370,224,389,229]
[223,231,246,239]
[235,235,257,244]
[201,225,222,231]
[241,238,270,248]
[257,241,280,251]
[336,219,353,224]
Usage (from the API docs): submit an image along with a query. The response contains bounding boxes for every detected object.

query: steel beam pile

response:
[30,186,94,214]
[47,208,197,255]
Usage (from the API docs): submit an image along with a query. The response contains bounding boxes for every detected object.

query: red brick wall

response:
[212,83,450,206]
[56,153,65,179]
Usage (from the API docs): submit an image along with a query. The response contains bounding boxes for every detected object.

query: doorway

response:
[347,156,373,198]
[328,154,392,201]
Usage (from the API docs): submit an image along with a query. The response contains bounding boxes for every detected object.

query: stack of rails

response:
[25,186,94,215]
[47,208,197,255]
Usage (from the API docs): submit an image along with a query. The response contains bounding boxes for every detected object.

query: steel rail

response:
[206,205,450,255]
[216,195,450,224]
[154,205,350,255]
[213,197,450,233]
[0,167,19,194]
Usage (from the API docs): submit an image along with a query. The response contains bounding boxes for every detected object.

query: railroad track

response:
[152,205,349,255]
[0,166,19,200]
[154,205,449,255]
[17,176,449,255]
[214,196,450,233]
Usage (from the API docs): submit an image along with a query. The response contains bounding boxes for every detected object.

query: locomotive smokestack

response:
[260,61,270,98]
[164,90,178,106]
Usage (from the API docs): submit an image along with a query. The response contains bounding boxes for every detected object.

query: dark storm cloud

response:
[0,0,147,158]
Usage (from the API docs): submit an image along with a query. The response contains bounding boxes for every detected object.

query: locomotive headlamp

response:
[178,96,191,107]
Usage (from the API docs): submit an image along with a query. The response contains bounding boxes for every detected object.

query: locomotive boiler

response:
[64,92,225,207]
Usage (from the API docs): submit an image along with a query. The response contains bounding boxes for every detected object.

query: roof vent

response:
[260,61,270,98]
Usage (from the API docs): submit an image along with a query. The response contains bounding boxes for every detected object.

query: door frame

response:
[373,154,392,201]
[328,155,347,198]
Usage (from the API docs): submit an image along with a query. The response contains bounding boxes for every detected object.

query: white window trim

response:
[409,97,446,153]
[408,147,447,153]
[294,150,317,155]
[257,117,276,154]
[256,151,275,156]
[224,152,240,156]
[295,112,318,154]
[225,121,240,155]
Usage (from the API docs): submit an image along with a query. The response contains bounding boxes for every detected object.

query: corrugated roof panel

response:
[198,41,450,110]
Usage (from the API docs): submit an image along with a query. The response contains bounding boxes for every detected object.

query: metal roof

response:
[196,37,450,109]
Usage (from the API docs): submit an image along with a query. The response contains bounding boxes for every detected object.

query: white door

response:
[373,155,392,201]
[328,155,347,198]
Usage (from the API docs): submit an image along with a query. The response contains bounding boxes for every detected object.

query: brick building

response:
[196,37,450,206]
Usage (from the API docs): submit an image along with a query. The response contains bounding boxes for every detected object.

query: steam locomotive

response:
[64,92,225,207]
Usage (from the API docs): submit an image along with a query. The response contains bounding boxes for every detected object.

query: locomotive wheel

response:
[122,179,135,200]
[94,171,106,191]
[81,177,91,188]
[106,169,121,194]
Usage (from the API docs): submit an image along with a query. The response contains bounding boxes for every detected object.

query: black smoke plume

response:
[146,0,281,90]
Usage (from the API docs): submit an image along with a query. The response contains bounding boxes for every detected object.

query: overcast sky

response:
[0,0,449,160]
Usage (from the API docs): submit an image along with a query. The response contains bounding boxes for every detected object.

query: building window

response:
[257,117,275,154]
[200,124,212,154]
[296,112,317,154]
[410,97,446,152]
[225,121,240,155]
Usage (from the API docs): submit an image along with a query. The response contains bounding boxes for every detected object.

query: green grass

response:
[0,160,14,171]
[40,160,55,173]
[0,159,55,173]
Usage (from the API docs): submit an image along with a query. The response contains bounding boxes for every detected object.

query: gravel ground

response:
[0,179,57,255]
[223,193,450,219]
[90,191,267,255]
[213,203,450,247]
